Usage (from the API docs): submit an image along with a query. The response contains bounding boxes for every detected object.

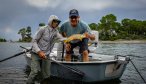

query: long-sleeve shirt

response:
[32,25,64,56]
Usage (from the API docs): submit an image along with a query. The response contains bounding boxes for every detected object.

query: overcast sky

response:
[0,0,146,41]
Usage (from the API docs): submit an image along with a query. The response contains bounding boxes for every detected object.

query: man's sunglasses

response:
[52,19,61,24]
[70,16,78,19]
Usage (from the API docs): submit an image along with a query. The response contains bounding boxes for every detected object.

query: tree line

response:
[89,14,146,40]
[17,14,146,42]
[0,37,7,42]
[17,23,45,42]
[18,26,32,42]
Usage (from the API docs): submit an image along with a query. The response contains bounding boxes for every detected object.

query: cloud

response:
[60,0,114,11]
[63,0,146,11]
[4,27,14,33]
[0,0,146,40]
[25,0,146,11]
[25,0,115,11]
[112,0,146,9]
[0,26,14,35]
[26,0,61,9]
[0,26,18,40]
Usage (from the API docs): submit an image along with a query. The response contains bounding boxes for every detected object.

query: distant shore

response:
[1,40,146,44]
[100,40,146,44]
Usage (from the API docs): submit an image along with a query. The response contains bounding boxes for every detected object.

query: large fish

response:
[64,34,86,43]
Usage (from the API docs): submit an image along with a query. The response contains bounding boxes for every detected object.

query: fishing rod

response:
[0,48,31,63]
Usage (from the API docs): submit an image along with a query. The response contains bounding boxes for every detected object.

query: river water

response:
[0,42,146,84]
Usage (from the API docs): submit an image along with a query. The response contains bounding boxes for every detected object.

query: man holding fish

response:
[60,9,95,62]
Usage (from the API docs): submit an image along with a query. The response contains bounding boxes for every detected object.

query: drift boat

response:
[23,31,130,83]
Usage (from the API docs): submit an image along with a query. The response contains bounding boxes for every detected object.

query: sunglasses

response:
[70,16,78,19]
[52,19,61,24]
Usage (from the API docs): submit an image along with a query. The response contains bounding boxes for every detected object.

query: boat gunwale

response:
[25,53,128,64]
[52,59,120,64]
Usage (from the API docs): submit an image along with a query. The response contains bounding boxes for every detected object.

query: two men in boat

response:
[27,9,95,84]
[60,9,95,62]
[27,15,64,84]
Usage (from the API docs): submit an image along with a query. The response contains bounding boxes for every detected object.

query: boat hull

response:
[25,54,129,82]
[51,61,127,82]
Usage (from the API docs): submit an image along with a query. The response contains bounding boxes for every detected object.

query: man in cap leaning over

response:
[27,15,64,84]
[60,9,95,62]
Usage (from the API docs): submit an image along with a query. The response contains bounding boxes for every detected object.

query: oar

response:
[20,46,85,77]
[0,48,31,63]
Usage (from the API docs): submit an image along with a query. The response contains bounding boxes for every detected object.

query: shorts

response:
[66,38,89,54]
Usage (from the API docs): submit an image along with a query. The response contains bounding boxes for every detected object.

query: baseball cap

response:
[69,9,79,17]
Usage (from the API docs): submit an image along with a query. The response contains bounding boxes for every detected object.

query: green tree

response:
[89,23,98,30]
[120,18,146,40]
[25,26,32,42]
[39,23,46,27]
[18,28,26,40]
[142,21,146,36]
[97,14,120,40]
[26,26,31,38]
[0,37,7,42]
[0,38,7,42]
[18,26,32,42]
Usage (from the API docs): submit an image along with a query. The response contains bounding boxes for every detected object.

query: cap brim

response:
[69,14,79,17]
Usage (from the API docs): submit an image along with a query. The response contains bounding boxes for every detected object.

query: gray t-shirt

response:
[60,20,91,37]
[60,20,91,43]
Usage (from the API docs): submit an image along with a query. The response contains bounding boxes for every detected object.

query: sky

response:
[0,0,146,41]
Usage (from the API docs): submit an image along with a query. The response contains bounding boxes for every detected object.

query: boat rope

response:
[130,59,146,84]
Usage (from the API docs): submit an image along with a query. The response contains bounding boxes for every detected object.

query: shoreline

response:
[100,40,146,44]
[1,40,146,44]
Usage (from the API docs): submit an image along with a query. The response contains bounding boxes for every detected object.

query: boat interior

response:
[48,43,127,63]
[25,42,128,64]
[24,30,128,63]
